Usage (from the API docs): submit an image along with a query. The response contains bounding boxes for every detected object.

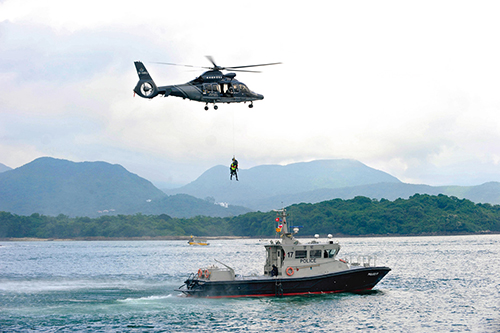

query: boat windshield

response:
[325,249,337,258]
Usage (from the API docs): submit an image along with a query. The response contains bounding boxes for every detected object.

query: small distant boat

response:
[176,208,390,298]
[188,236,209,246]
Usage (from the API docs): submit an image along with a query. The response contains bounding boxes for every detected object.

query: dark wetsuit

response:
[230,160,238,180]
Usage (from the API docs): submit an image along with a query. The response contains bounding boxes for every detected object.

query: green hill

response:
[3,157,500,220]
[0,157,249,218]
[1,194,498,239]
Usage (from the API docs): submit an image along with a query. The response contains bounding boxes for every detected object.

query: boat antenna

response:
[215,259,235,274]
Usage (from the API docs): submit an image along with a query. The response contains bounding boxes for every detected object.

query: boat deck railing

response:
[346,255,377,267]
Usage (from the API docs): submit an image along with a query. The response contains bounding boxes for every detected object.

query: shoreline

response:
[0,236,250,242]
[1,231,498,242]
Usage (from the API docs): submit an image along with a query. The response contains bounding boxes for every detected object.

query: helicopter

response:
[133,56,281,110]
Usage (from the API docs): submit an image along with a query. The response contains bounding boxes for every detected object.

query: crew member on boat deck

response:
[230,157,239,181]
[271,265,278,277]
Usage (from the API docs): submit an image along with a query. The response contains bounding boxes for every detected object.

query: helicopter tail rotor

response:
[133,61,159,98]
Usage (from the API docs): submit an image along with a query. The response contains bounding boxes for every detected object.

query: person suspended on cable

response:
[230,157,239,181]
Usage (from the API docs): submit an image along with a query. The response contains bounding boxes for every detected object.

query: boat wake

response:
[118,294,174,303]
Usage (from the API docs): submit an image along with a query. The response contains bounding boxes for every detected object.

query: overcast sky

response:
[2,1,500,188]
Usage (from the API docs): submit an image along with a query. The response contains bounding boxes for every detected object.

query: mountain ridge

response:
[165,159,500,210]
[165,159,402,209]
[0,163,12,173]
[2,157,500,218]
[0,157,249,218]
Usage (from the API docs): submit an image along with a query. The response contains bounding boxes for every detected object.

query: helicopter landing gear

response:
[248,102,254,109]
[204,104,218,110]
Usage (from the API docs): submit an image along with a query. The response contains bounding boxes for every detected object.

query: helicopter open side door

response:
[202,83,220,96]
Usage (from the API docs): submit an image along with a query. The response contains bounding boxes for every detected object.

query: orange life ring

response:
[286,267,294,276]
[204,269,210,279]
[198,269,203,278]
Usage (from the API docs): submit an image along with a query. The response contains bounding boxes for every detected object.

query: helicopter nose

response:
[256,93,264,100]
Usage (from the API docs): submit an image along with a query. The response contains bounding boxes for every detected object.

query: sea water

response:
[1,235,499,332]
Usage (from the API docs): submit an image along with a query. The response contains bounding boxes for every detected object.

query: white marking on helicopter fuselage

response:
[203,75,222,80]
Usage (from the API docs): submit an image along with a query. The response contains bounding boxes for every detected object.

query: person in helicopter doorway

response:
[230,157,238,181]
[271,264,278,277]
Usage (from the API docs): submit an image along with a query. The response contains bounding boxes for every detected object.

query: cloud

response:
[2,1,500,187]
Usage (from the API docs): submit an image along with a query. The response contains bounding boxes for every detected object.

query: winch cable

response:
[232,108,236,158]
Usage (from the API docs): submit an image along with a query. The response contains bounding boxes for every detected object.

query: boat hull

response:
[176,266,391,298]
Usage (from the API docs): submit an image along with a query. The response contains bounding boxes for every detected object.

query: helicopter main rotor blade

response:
[229,69,263,73]
[153,58,281,73]
[152,62,212,70]
[205,55,218,68]
[206,56,281,71]
[225,62,282,70]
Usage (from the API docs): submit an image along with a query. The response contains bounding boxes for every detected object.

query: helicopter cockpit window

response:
[203,84,212,94]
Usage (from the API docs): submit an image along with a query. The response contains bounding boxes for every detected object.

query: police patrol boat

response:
[175,208,391,298]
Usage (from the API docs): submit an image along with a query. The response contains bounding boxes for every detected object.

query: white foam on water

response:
[0,279,95,293]
[0,278,155,293]
[118,294,174,303]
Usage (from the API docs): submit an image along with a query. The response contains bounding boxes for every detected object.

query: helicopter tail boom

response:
[133,61,160,99]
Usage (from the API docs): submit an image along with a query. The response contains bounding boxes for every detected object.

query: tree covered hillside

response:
[1,194,499,239]
[284,194,500,235]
